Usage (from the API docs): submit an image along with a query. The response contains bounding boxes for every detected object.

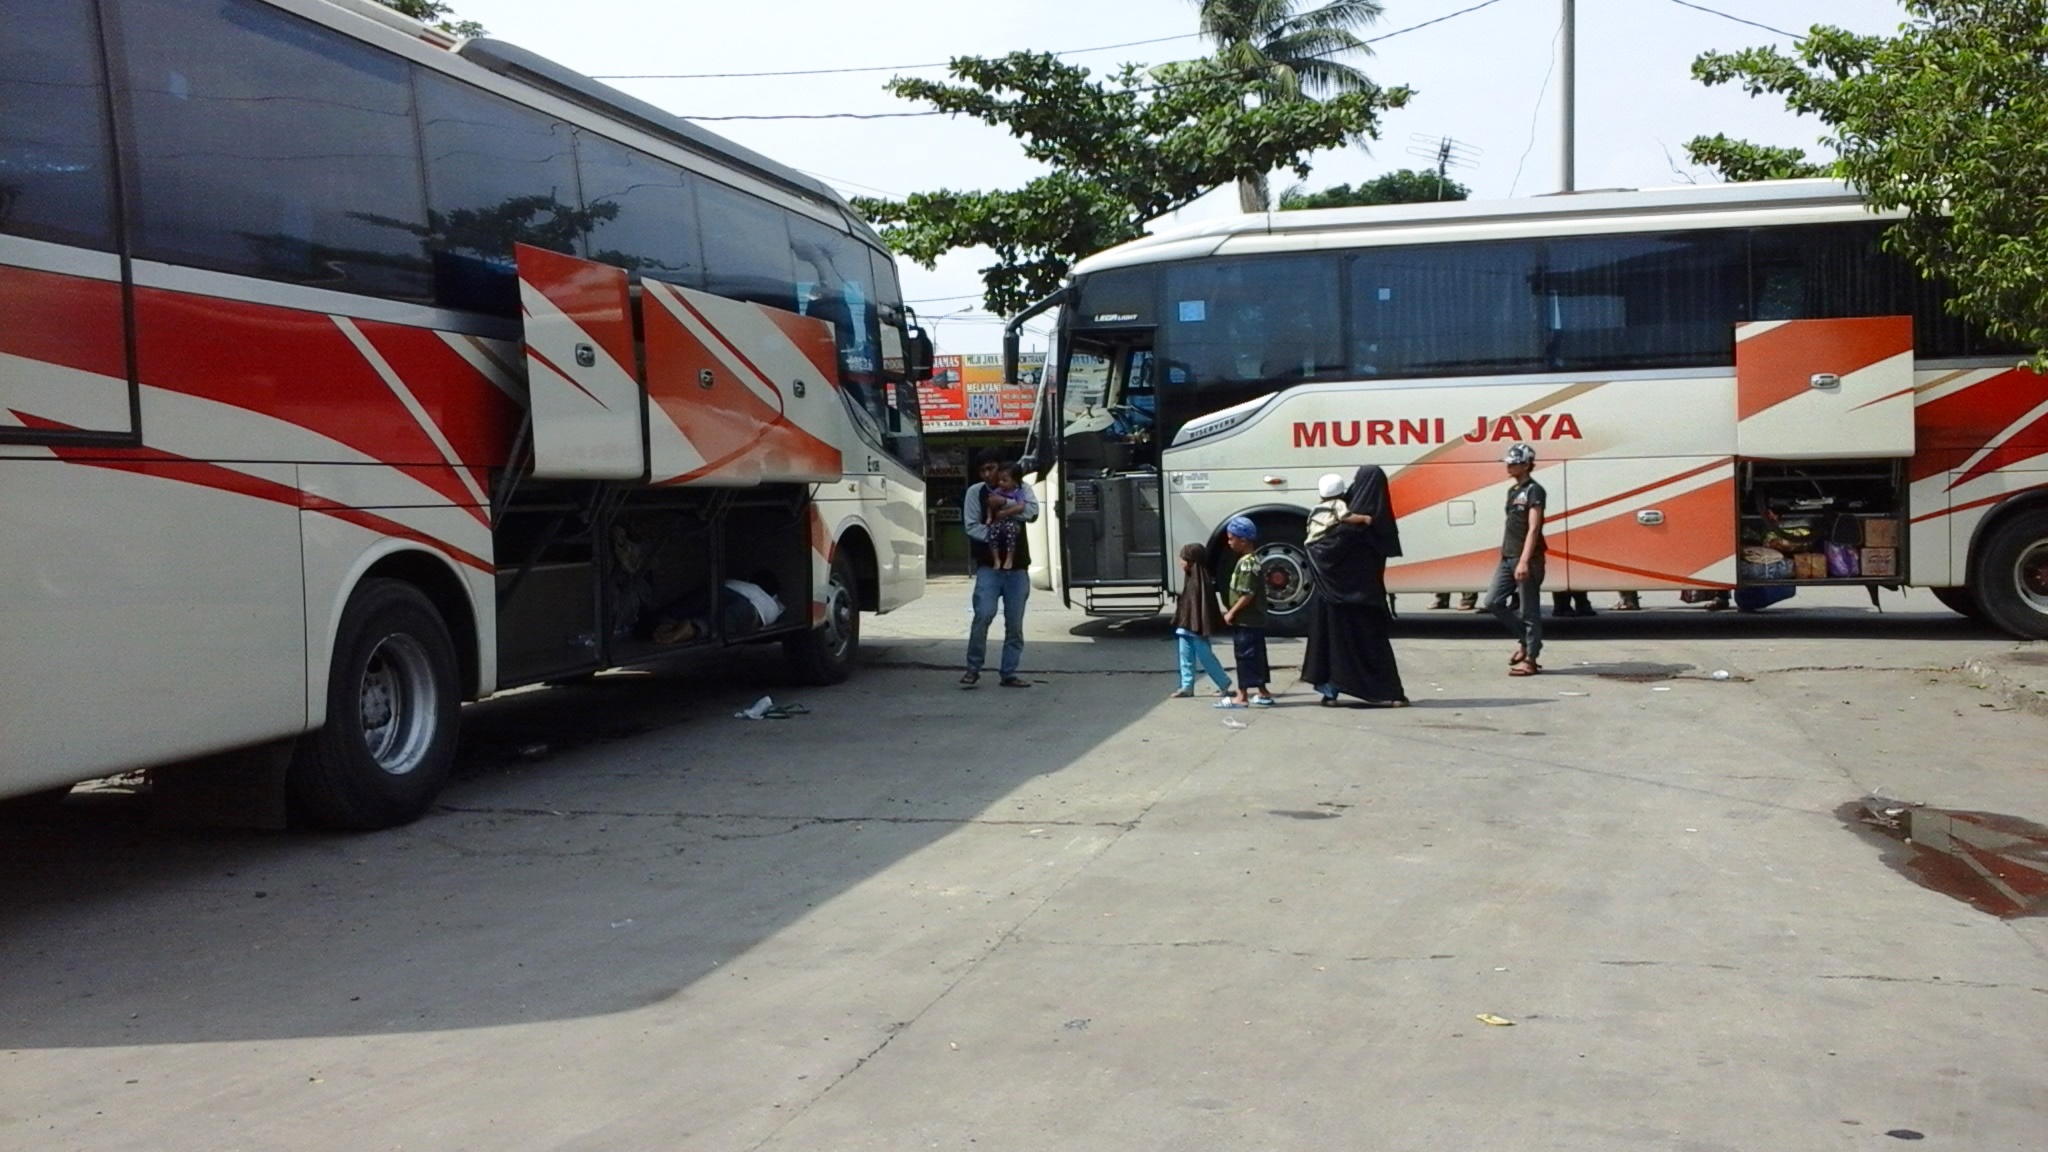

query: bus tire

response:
[289,578,461,830]
[1215,514,1314,638]
[1974,509,2048,640]
[784,555,859,685]
[1928,585,1984,622]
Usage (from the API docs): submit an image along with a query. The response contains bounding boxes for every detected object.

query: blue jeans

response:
[1486,553,1545,661]
[966,566,1030,678]
[1175,629,1232,693]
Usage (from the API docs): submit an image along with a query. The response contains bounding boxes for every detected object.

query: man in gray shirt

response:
[960,451,1038,687]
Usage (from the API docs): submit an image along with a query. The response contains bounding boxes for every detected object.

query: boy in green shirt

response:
[1219,516,1276,707]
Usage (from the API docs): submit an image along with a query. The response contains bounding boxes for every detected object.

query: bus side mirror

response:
[905,325,934,382]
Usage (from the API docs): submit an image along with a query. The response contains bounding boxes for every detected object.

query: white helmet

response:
[1502,443,1537,466]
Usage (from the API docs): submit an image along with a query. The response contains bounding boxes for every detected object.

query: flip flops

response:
[1509,660,1541,677]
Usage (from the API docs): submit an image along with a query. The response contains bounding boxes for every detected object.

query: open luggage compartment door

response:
[1735,316,1915,460]
[516,244,646,480]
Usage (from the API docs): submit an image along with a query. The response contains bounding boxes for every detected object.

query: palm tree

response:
[1193,0,1386,212]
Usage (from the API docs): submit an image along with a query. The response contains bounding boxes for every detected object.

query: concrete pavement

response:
[3,580,2044,1150]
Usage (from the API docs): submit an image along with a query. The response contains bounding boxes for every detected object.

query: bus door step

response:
[1082,587,1165,617]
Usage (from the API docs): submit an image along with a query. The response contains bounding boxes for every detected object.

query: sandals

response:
[959,670,980,687]
[1509,660,1541,677]
[1169,688,1195,699]
[999,676,1031,688]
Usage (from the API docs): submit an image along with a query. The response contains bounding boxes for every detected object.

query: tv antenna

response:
[1405,134,1481,197]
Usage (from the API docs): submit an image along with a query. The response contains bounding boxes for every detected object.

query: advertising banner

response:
[917,353,1042,432]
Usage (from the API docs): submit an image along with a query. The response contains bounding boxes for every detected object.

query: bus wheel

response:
[1253,517,1314,637]
[1928,585,1984,622]
[289,579,460,830]
[1976,509,2048,640]
[785,555,859,685]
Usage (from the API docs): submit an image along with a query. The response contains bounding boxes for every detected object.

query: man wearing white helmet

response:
[1489,443,1548,676]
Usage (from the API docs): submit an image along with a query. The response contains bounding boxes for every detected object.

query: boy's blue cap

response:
[1224,515,1258,541]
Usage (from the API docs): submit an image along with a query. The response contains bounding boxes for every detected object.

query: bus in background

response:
[1,0,930,827]
[1012,179,2048,641]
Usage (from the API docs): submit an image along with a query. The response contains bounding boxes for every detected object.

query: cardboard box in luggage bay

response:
[1792,552,1828,580]
[1861,547,1898,578]
[1860,517,1901,548]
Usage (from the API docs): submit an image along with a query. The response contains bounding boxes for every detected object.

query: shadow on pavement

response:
[0,643,1161,1049]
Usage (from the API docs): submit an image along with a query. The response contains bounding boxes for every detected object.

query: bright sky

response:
[448,0,1907,354]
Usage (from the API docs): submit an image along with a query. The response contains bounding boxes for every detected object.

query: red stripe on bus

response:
[19,412,491,572]
[1911,479,2048,524]
[1910,368,2046,483]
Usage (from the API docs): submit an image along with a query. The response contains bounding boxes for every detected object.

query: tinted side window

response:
[0,0,117,249]
[1540,231,1748,371]
[1751,223,1911,324]
[698,179,796,310]
[790,216,880,373]
[114,0,429,297]
[867,246,921,469]
[574,132,702,286]
[1752,222,2020,359]
[1073,268,1158,328]
[1164,256,1343,389]
[1350,242,1544,378]
[417,69,580,314]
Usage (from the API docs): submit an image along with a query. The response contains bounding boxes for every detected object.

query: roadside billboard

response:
[917,353,1042,432]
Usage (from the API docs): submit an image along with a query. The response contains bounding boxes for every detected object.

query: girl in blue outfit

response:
[1168,542,1233,699]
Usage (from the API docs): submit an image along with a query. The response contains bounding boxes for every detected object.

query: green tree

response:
[1687,1,2048,358]
[1194,0,1387,211]
[374,0,484,39]
[853,53,1407,316]
[1278,168,1468,209]
[1681,134,1832,183]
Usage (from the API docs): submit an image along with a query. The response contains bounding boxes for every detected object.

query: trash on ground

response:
[1711,669,1732,681]
[1558,691,1588,697]
[736,696,811,720]
[1221,718,1248,729]
[1652,686,1673,692]
[516,743,550,759]
[1475,1013,1516,1026]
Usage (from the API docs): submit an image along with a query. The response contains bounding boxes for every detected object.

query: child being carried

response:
[984,464,1028,569]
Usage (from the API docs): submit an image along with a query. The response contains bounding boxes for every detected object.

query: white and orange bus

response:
[1012,179,2048,639]
[2,0,929,826]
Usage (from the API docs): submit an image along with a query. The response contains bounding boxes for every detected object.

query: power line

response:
[1363,0,1511,46]
[672,0,1514,121]
[1508,16,1564,198]
[1661,0,1800,40]
[592,33,1203,81]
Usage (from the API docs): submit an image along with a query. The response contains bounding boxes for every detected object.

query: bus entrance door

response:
[1060,336,1165,614]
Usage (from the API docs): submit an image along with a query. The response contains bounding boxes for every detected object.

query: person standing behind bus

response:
[1489,443,1547,677]
[961,452,1037,688]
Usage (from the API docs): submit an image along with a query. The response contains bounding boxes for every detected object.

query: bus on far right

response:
[1012,179,2048,640]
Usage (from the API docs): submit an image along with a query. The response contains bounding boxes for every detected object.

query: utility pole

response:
[1558,0,1575,192]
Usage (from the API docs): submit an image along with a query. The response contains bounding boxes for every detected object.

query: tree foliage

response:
[1195,0,1387,211]
[1688,1,2048,357]
[853,53,1406,316]
[374,0,484,39]
[1278,168,1468,209]
[1681,134,1832,183]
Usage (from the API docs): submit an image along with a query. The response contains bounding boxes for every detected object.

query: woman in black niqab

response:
[1302,465,1409,706]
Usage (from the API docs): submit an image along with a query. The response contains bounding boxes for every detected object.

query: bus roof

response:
[1071,179,1895,277]
[459,38,884,248]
